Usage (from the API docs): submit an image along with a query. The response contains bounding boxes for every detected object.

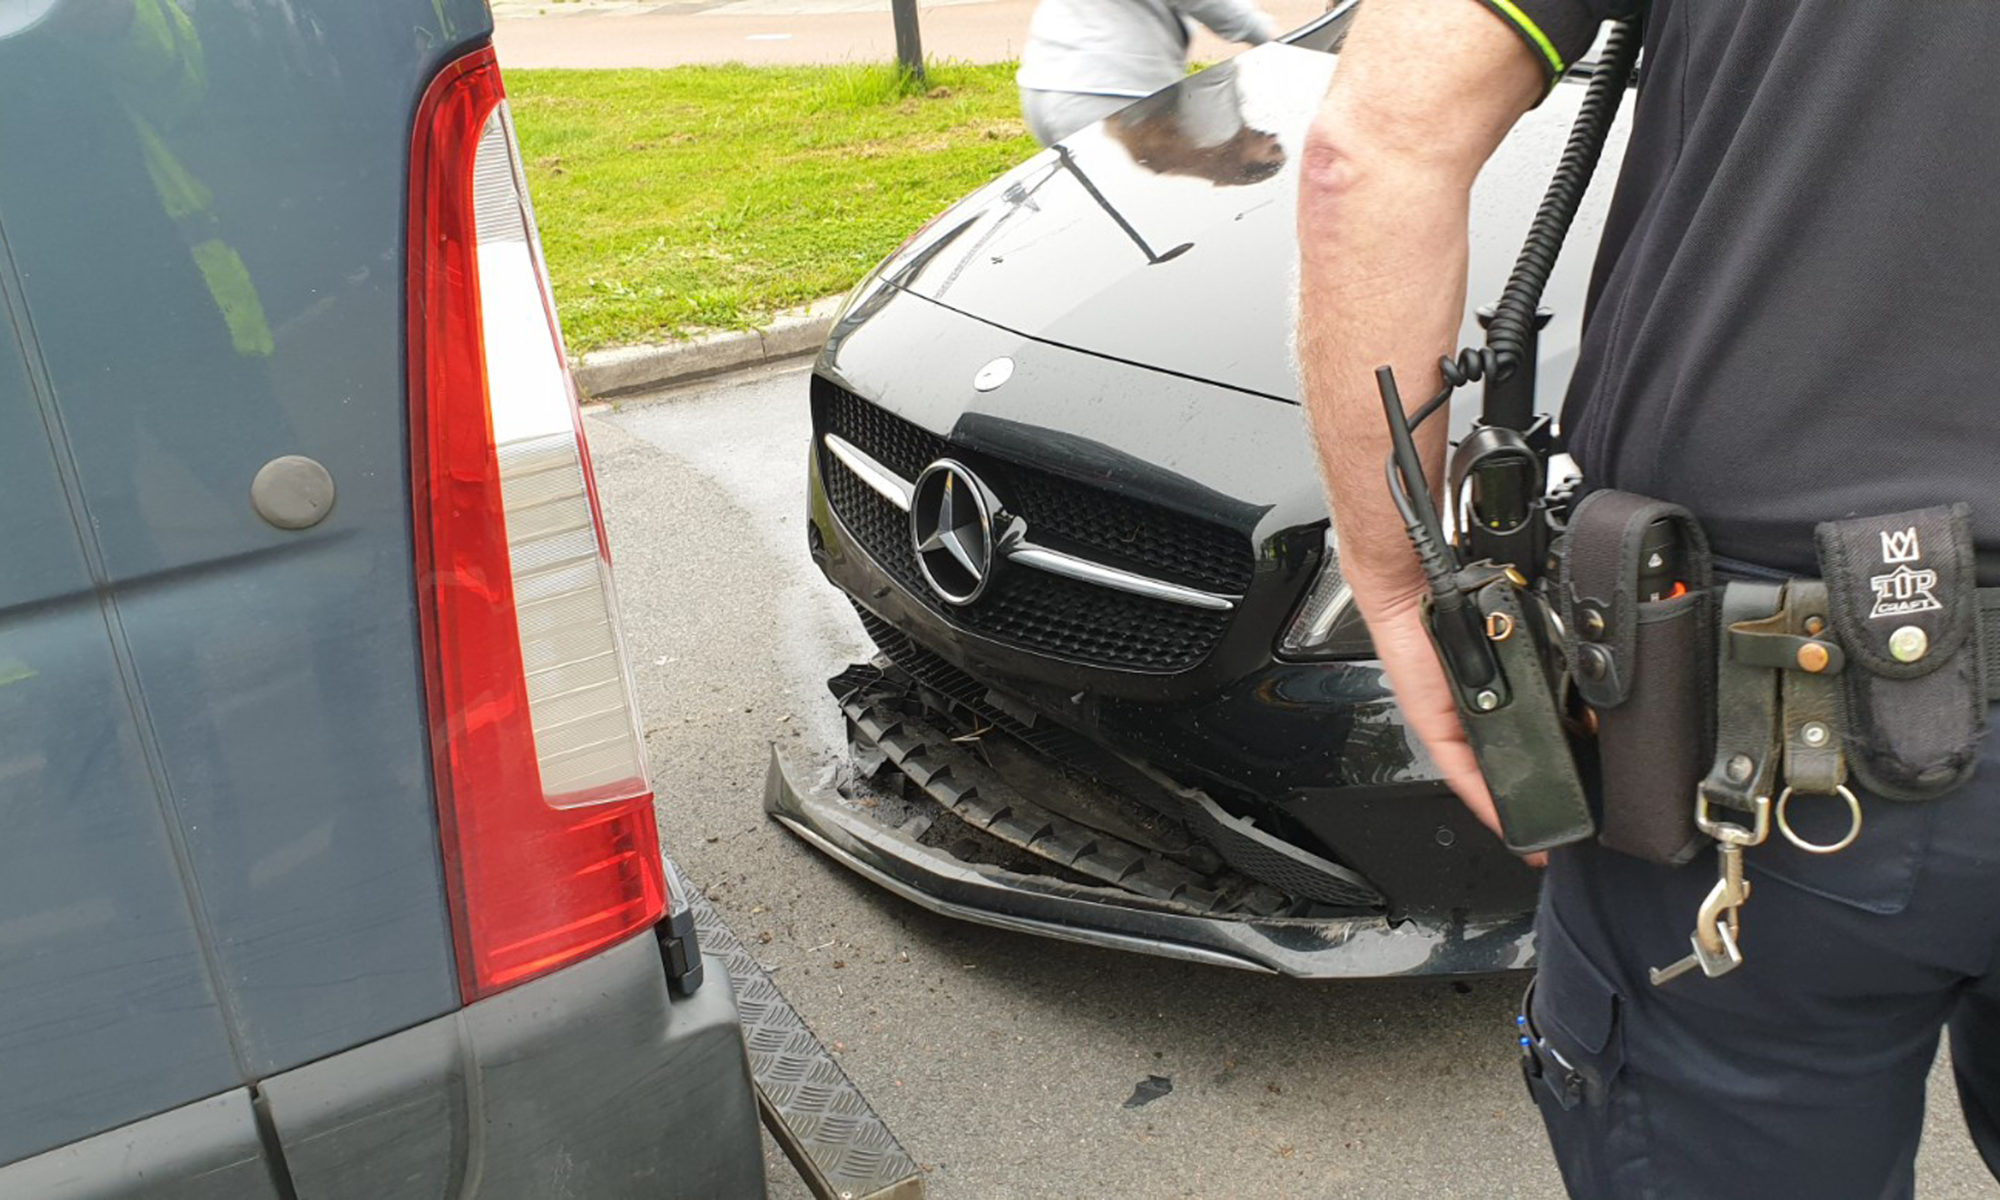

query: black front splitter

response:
[765,746,1535,979]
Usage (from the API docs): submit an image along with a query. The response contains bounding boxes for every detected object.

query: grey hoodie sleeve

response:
[1163,0,1278,46]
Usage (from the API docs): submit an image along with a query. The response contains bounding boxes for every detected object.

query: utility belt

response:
[1574,496,1995,851]
[1453,494,1992,986]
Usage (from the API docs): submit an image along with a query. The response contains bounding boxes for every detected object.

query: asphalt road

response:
[589,360,1996,1198]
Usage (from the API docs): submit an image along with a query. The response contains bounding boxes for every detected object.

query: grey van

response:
[0,1,768,1194]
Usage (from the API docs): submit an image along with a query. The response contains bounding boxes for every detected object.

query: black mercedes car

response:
[771,3,1630,977]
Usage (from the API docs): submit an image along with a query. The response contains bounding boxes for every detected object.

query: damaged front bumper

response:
[764,744,1536,979]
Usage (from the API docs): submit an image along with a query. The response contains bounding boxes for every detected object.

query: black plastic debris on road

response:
[1123,1075,1173,1109]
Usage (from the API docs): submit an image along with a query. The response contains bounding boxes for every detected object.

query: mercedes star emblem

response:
[973,356,1014,392]
[910,460,998,605]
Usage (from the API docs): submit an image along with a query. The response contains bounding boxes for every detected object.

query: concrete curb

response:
[572,296,844,399]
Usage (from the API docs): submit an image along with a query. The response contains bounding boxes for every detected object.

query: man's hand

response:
[1295,0,1544,848]
[1360,583,1503,838]
[1363,582,1549,866]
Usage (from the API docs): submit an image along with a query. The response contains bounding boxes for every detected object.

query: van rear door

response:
[0,0,488,1176]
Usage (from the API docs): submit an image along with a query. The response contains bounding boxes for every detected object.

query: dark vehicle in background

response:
[0,2,766,1195]
[775,5,1630,977]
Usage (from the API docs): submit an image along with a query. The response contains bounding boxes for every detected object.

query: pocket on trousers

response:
[1746,781,1933,915]
[1522,905,1626,1111]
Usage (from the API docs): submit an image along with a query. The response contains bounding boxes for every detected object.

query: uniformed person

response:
[1297,1,2000,1195]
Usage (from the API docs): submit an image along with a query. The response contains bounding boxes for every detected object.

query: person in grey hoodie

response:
[1016,0,1280,147]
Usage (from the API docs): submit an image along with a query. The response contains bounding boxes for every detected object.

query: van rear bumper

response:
[264,932,768,1199]
[0,933,767,1200]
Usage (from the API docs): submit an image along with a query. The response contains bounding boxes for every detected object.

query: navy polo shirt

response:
[1474,0,2000,582]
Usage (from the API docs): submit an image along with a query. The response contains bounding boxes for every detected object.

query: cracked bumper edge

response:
[763,745,1536,979]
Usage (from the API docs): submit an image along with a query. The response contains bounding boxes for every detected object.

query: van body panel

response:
[0,0,489,1161]
[0,937,767,1199]
[0,278,243,1164]
[2,4,770,1193]
[0,316,91,609]
[263,937,766,1200]
[0,590,247,1166]
[0,1091,282,1200]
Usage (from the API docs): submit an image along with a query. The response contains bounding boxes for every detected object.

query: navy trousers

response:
[1525,719,2000,1198]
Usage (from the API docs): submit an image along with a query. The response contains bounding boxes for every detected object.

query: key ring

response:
[1775,785,1862,855]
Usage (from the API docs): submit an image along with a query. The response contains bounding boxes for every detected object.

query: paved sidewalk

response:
[494,0,1330,69]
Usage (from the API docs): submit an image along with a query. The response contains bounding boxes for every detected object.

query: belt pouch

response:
[1560,491,1714,864]
[1815,504,1986,800]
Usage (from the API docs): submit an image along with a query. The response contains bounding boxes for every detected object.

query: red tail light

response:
[409,46,665,1002]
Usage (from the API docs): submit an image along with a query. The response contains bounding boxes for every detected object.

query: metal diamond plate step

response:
[686,882,925,1200]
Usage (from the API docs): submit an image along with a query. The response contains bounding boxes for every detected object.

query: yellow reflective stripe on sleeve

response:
[1486,0,1566,77]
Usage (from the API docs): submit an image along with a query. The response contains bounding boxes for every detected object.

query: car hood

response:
[863,43,1627,411]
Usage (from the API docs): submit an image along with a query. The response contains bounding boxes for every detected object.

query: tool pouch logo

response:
[1869,528,1941,619]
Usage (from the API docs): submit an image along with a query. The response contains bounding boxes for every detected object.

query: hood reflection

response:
[848,42,1341,402]
[1106,64,1286,187]
[1052,145,1193,264]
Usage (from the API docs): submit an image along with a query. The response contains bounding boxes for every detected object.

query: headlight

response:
[1276,526,1373,660]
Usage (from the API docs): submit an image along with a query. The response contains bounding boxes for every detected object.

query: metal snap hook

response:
[1775,784,1862,855]
[1696,789,1771,847]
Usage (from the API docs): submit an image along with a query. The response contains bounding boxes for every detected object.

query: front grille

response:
[822,386,1251,592]
[993,468,1250,594]
[824,385,947,481]
[817,383,1253,673]
[823,452,925,588]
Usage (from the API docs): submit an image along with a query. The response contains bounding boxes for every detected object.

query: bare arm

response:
[1295,0,1544,841]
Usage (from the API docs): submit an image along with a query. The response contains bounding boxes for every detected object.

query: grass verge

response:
[506,61,1036,353]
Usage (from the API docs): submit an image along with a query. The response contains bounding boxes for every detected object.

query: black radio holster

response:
[1428,566,1594,855]
[1557,491,1714,864]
